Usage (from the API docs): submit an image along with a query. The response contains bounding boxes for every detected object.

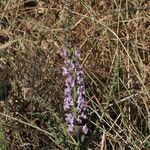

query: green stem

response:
[62,0,72,50]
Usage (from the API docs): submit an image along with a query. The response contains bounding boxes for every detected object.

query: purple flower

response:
[62,67,68,76]
[60,48,88,134]
[64,97,74,111]
[69,60,75,70]
[64,60,70,66]
[75,56,88,134]
[68,124,74,132]
[60,48,67,58]
[77,116,82,123]
[80,112,87,119]
[76,67,86,112]
[77,101,86,113]
[74,49,80,57]
[83,124,88,134]
[64,100,70,111]
[64,87,71,95]
[65,75,75,88]
[77,86,85,96]
[63,77,74,111]
[65,113,74,132]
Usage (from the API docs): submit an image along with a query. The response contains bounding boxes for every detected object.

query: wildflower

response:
[83,124,88,134]
[75,57,87,118]
[60,48,88,134]
[59,48,67,58]
[65,113,74,132]
[74,49,80,57]
[62,67,68,76]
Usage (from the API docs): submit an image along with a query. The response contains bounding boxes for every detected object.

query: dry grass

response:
[0,0,150,149]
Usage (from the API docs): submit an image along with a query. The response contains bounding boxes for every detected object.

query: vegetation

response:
[0,0,149,149]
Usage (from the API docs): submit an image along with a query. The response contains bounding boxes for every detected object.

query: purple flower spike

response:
[65,113,74,132]
[60,48,88,134]
[75,56,88,134]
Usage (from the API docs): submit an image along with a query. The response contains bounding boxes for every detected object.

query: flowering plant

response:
[60,48,88,134]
